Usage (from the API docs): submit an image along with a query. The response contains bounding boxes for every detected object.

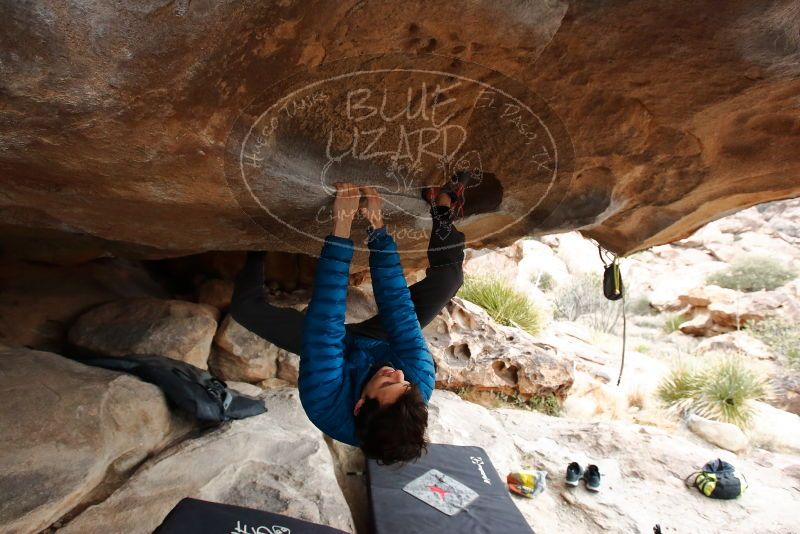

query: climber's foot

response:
[435,192,452,208]
[440,169,473,219]
[421,186,441,207]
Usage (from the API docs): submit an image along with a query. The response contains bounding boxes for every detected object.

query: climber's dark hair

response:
[354,383,428,465]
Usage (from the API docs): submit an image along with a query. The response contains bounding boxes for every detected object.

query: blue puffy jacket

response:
[299,228,435,446]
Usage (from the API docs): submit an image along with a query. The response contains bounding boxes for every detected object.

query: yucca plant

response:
[693,355,768,427]
[657,358,702,414]
[658,354,768,428]
[458,276,544,335]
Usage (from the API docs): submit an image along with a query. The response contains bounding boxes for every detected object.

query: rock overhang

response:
[1,0,799,266]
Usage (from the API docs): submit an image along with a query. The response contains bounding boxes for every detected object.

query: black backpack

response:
[65,346,266,422]
[688,458,747,500]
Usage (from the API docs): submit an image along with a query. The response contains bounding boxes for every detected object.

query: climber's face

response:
[354,366,411,415]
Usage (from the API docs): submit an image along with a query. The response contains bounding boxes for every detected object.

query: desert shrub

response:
[553,273,622,333]
[634,343,651,354]
[663,314,687,334]
[458,276,544,335]
[706,255,796,292]
[526,393,562,416]
[693,356,768,427]
[627,387,647,410]
[628,295,656,316]
[495,391,562,416]
[657,359,701,409]
[658,355,768,428]
[747,318,800,365]
[530,270,556,292]
[457,388,561,415]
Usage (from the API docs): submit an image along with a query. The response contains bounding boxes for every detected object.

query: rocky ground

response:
[1,200,800,533]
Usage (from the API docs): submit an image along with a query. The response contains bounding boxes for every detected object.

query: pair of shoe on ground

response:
[566,462,601,492]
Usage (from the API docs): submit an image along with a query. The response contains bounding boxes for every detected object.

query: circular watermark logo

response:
[224,53,573,259]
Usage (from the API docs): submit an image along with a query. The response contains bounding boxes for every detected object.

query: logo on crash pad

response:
[403,468,479,516]
[230,519,291,534]
[224,52,574,257]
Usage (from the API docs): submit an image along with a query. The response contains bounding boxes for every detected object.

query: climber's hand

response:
[331,182,360,238]
[359,186,384,230]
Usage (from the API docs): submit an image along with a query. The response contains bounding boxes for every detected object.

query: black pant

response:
[229,207,465,355]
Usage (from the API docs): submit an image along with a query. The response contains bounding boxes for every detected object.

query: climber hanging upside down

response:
[229,175,471,464]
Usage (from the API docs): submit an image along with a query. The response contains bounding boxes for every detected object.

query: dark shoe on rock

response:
[565,462,584,487]
[583,464,602,492]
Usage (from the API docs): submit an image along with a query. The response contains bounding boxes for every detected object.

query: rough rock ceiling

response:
[1,0,798,267]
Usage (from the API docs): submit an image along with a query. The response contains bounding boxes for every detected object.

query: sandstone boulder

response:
[686,414,749,453]
[674,198,800,269]
[695,330,773,360]
[424,297,574,399]
[276,351,301,385]
[67,298,219,368]
[345,285,379,323]
[746,401,800,455]
[536,320,612,375]
[517,238,572,287]
[706,232,800,269]
[673,281,799,336]
[0,258,168,352]
[463,242,523,283]
[707,291,789,328]
[772,374,800,416]
[678,285,738,308]
[678,224,732,249]
[647,285,702,313]
[209,315,284,383]
[196,278,235,311]
[0,347,192,534]
[678,311,717,336]
[761,199,800,242]
[324,440,370,534]
[542,233,605,276]
[631,251,727,313]
[58,389,354,534]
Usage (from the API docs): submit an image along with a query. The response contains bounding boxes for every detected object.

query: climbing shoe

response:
[420,185,442,206]
[565,462,584,487]
[421,170,475,218]
[583,464,602,492]
[439,169,474,219]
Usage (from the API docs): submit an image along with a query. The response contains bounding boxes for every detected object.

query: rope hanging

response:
[597,245,627,386]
